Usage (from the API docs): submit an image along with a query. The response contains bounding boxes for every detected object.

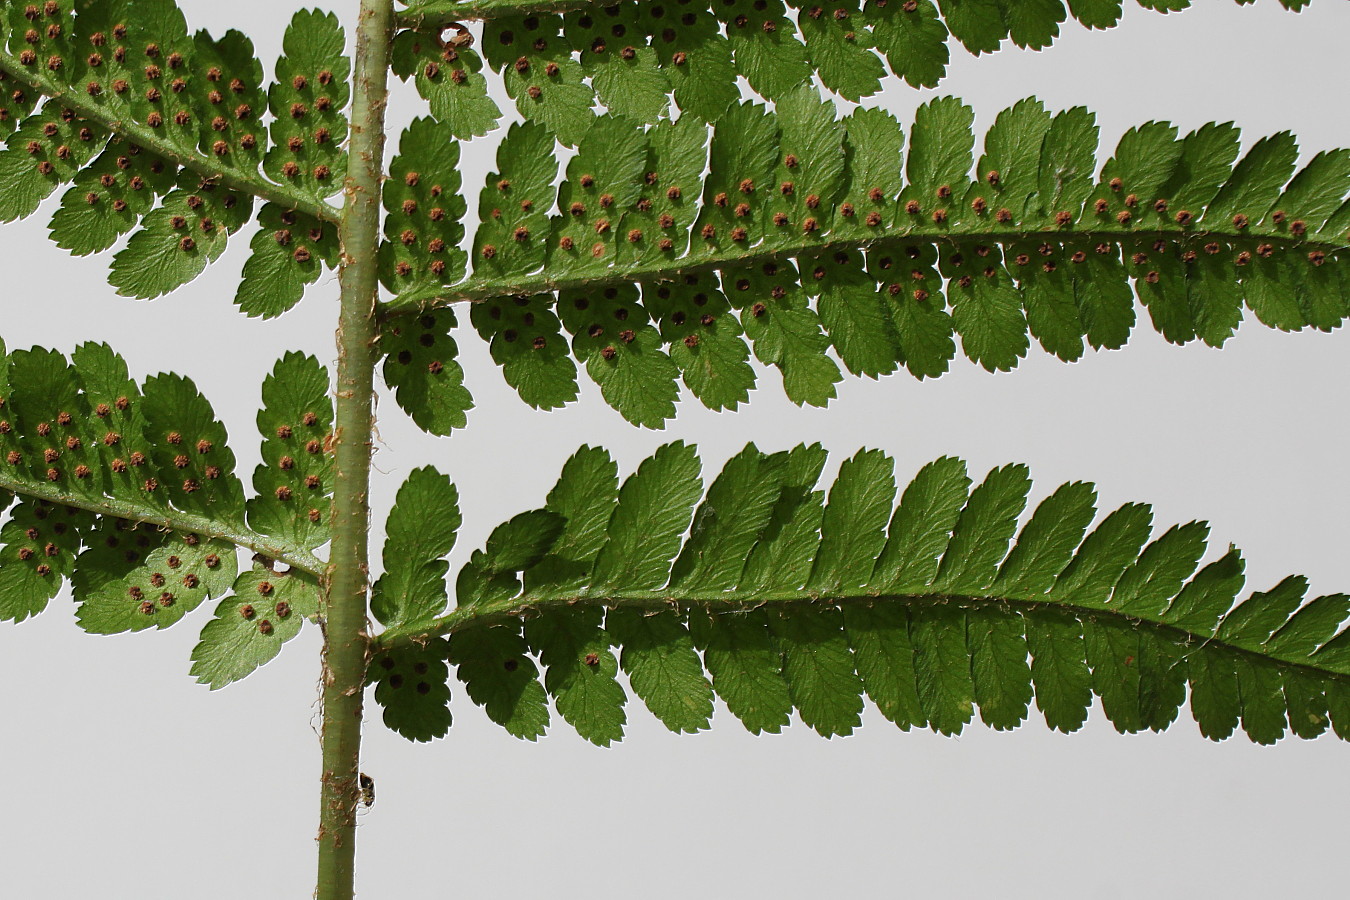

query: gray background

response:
[2,2,1348,897]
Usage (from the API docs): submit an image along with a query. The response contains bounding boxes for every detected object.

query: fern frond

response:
[382,96,1349,430]
[395,0,1313,128]
[373,443,1350,747]
[0,337,327,634]
[0,2,347,306]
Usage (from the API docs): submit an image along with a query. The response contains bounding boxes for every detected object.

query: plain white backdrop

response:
[1,1,1348,897]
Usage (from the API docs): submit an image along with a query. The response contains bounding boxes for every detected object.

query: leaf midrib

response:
[0,53,340,225]
[375,587,1350,687]
[384,223,1344,312]
[0,470,324,577]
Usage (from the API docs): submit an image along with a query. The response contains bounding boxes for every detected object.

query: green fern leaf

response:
[645,274,756,411]
[718,0,811,102]
[1215,575,1307,646]
[446,623,550,740]
[606,606,713,733]
[483,509,566,573]
[189,566,320,689]
[557,285,681,429]
[382,308,474,437]
[5,345,107,499]
[638,2,737,122]
[1112,521,1210,616]
[549,115,647,276]
[692,101,777,258]
[1165,549,1246,635]
[0,498,89,622]
[0,336,326,690]
[564,7,670,123]
[0,104,105,222]
[967,604,1032,730]
[73,523,238,635]
[0,1,342,308]
[525,445,619,597]
[789,0,885,102]
[873,456,971,590]
[911,605,976,735]
[1067,0,1123,28]
[771,603,864,737]
[993,480,1097,595]
[967,97,1051,224]
[381,118,468,306]
[371,467,459,629]
[482,14,595,147]
[373,443,1350,746]
[108,181,253,299]
[729,260,842,406]
[617,113,705,268]
[903,95,975,209]
[391,30,501,140]
[671,444,786,592]
[740,443,828,592]
[934,463,1031,593]
[843,603,925,729]
[1274,149,1350,229]
[235,204,338,319]
[48,139,177,255]
[393,97,1348,423]
[263,9,349,201]
[139,371,246,524]
[865,0,950,89]
[589,441,701,593]
[469,293,578,409]
[246,353,333,551]
[1025,608,1092,732]
[809,449,895,592]
[692,608,794,734]
[373,639,454,742]
[471,120,554,280]
[1048,502,1152,604]
[525,605,626,746]
[1203,132,1299,227]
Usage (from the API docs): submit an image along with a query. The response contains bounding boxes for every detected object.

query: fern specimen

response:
[373,443,1350,746]
[0,0,1345,897]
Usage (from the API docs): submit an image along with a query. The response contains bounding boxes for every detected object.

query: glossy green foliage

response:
[381,443,1350,747]
[385,95,1348,431]
[398,0,1311,127]
[0,337,331,685]
[0,3,348,308]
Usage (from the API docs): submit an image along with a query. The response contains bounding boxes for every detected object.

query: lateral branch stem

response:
[0,474,324,576]
[374,588,1350,688]
[382,226,1345,314]
[0,53,341,225]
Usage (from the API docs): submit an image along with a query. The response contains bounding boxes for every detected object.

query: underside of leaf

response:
[373,443,1350,748]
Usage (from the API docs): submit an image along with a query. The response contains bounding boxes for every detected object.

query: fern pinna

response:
[0,0,1345,897]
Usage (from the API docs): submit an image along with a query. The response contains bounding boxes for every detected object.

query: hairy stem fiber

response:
[316,0,394,897]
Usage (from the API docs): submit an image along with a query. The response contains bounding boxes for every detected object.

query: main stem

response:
[317,0,393,898]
